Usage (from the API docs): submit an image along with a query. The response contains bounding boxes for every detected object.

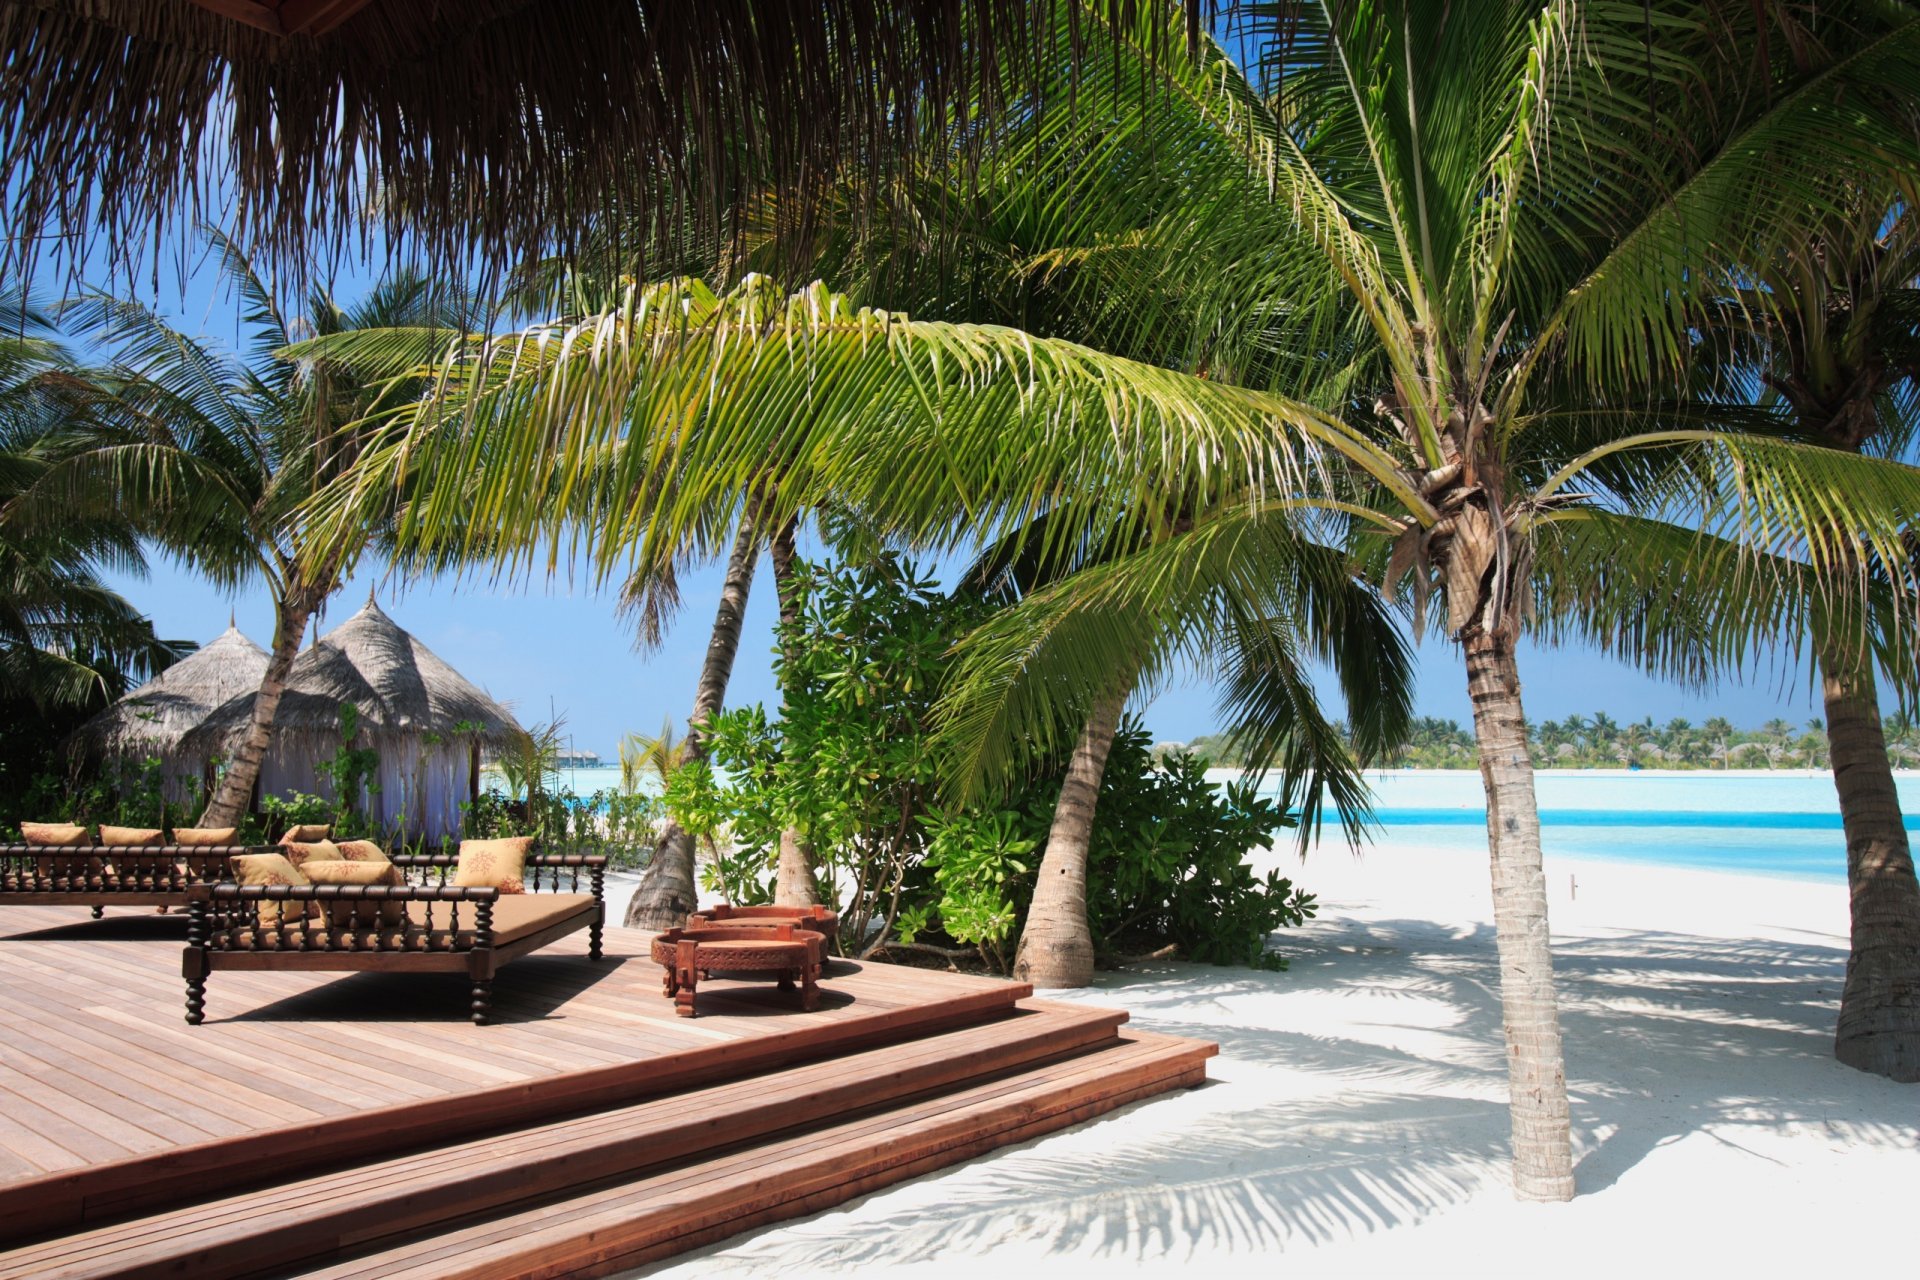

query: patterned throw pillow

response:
[278,824,333,845]
[333,840,390,864]
[230,852,318,927]
[172,827,237,847]
[20,821,97,883]
[454,837,532,894]
[99,825,163,846]
[282,840,342,871]
[302,859,405,927]
[21,822,88,846]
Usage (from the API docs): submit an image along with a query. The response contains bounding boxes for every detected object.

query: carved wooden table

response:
[685,904,839,967]
[650,924,824,1018]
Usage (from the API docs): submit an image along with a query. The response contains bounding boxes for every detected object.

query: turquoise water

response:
[1265,770,1920,883]
[527,764,1901,883]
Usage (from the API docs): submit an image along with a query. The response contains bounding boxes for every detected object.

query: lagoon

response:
[530,763,1903,883]
[1261,768,1920,882]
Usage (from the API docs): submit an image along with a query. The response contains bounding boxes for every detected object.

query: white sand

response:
[630,838,1918,1279]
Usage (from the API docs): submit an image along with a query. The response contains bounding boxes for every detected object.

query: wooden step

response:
[298,1031,1213,1280]
[0,1002,1145,1280]
[0,974,1030,1241]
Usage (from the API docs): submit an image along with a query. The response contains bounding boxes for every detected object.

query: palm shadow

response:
[627,915,1907,1275]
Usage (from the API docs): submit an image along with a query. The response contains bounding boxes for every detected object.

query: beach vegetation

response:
[13,234,481,831]
[312,3,1920,1197]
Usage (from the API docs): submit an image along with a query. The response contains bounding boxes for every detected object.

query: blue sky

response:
[106,547,1828,760]
[65,243,1830,758]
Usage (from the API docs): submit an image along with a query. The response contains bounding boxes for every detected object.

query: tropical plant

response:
[20,233,478,828]
[1700,185,1920,1079]
[300,1,1920,1198]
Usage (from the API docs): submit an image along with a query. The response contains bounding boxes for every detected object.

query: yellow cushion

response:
[278,824,332,845]
[230,852,317,927]
[22,822,87,846]
[99,825,163,846]
[282,840,341,871]
[333,840,390,864]
[302,859,405,927]
[172,827,237,847]
[455,837,532,894]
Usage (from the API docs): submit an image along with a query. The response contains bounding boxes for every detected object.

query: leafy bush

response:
[461,785,662,870]
[661,552,1312,972]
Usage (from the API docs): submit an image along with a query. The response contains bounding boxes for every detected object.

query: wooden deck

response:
[0,902,1213,1278]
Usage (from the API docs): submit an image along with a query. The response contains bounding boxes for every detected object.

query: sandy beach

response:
[625,833,1916,1279]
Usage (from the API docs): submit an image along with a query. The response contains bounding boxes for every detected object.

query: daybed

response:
[0,841,264,918]
[183,851,606,1025]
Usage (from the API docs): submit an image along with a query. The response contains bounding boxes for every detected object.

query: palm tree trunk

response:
[198,593,314,828]
[626,514,759,931]
[1463,625,1576,1201]
[1013,679,1132,988]
[768,516,819,908]
[1822,646,1920,1081]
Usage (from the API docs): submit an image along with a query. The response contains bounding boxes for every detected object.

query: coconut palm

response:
[303,2,1920,1197]
[34,234,476,827]
[0,294,184,715]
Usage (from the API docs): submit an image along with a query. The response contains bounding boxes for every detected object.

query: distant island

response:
[1172,712,1919,771]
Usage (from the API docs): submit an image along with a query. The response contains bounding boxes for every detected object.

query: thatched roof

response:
[0,1,1197,278]
[73,623,270,757]
[178,596,523,756]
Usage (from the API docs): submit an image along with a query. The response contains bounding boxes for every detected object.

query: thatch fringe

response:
[0,1,1202,283]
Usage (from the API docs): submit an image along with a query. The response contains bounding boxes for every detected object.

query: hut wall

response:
[258,735,472,842]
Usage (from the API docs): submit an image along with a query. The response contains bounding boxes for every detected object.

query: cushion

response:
[302,859,405,927]
[333,840,390,864]
[21,822,105,884]
[282,840,341,871]
[230,852,318,927]
[172,827,237,847]
[278,824,333,845]
[21,822,88,846]
[403,893,594,946]
[455,838,532,894]
[99,825,163,846]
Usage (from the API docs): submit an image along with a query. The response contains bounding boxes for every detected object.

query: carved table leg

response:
[90,905,104,919]
[184,976,205,1024]
[674,939,700,1018]
[799,963,819,1012]
[471,979,494,1026]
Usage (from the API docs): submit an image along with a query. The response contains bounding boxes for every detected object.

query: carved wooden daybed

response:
[0,843,265,918]
[183,853,606,1026]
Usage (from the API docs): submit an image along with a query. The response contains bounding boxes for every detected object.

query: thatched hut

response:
[72,623,271,803]
[178,597,524,840]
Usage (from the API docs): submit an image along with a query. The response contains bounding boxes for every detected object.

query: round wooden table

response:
[684,905,838,966]
[649,924,824,1018]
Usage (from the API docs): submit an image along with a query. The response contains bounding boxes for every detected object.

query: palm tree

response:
[307,3,1920,1197]
[0,294,185,715]
[39,234,474,827]
[1714,188,1920,1076]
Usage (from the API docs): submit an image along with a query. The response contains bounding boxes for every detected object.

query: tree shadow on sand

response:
[629,917,1913,1275]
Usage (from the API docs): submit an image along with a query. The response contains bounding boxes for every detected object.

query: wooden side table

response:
[650,924,823,1017]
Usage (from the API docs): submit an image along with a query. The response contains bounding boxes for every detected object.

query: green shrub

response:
[662,551,1313,972]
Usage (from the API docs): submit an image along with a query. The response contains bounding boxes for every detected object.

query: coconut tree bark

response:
[198,590,316,828]
[1013,678,1133,988]
[767,516,820,908]
[1463,624,1576,1201]
[1822,644,1920,1081]
[626,513,760,930]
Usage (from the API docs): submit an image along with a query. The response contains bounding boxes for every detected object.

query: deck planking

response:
[0,902,1021,1187]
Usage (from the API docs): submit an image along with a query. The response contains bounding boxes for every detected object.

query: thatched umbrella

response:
[71,621,271,799]
[0,1,1199,277]
[179,595,524,838]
